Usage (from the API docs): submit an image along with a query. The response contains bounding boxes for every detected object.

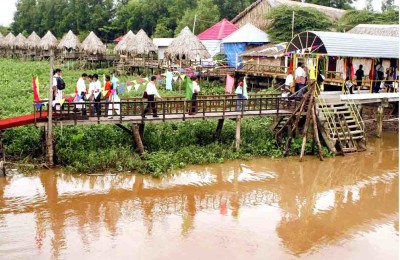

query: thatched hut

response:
[135,29,157,55]
[114,30,136,63]
[81,31,106,60]
[26,31,41,57]
[164,26,210,66]
[14,33,28,57]
[38,31,58,59]
[57,30,81,59]
[3,33,16,57]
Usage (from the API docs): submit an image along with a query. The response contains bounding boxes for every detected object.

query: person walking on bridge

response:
[189,75,200,115]
[142,76,162,118]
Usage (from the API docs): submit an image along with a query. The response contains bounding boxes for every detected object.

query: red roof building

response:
[197,18,239,40]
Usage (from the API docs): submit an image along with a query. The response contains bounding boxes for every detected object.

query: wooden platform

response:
[36,110,292,127]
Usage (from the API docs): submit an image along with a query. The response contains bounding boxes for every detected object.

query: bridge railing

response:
[33,95,298,125]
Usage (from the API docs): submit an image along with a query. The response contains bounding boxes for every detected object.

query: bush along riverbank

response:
[3,117,331,176]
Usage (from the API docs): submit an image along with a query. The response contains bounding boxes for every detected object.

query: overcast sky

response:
[0,0,398,27]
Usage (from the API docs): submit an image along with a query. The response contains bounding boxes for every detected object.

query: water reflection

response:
[0,134,398,259]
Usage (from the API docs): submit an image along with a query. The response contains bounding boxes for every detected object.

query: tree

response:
[381,0,396,12]
[365,0,373,11]
[266,5,333,43]
[175,0,220,35]
[0,26,10,35]
[336,9,399,31]
[154,18,174,38]
[305,0,354,9]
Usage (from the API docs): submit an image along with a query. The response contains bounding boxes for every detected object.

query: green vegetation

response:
[11,0,256,40]
[0,59,330,176]
[266,5,333,43]
[336,9,399,31]
[266,4,398,43]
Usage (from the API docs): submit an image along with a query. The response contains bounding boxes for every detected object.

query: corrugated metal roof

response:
[153,38,174,47]
[222,23,269,43]
[348,24,399,37]
[197,18,238,40]
[287,31,399,59]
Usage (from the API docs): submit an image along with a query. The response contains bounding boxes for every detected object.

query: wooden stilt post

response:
[0,130,5,176]
[235,116,241,150]
[132,124,144,157]
[377,104,383,138]
[215,119,224,142]
[311,106,324,161]
[139,123,145,142]
[299,88,315,162]
[46,49,54,167]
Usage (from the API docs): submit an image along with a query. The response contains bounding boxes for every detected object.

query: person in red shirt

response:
[104,75,112,115]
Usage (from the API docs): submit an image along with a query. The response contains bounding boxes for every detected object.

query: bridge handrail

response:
[33,95,298,125]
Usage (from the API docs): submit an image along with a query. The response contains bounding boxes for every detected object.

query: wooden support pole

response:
[0,130,5,176]
[235,116,241,150]
[299,89,315,162]
[132,124,145,157]
[46,49,54,167]
[311,106,324,161]
[139,123,145,141]
[377,105,383,138]
[215,119,224,142]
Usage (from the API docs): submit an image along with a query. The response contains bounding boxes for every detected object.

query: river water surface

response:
[0,134,398,260]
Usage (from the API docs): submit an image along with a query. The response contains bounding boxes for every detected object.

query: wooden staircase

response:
[316,102,366,155]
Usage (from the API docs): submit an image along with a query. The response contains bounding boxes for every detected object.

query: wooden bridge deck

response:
[33,95,298,127]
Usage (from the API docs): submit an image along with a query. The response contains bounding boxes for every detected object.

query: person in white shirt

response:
[295,63,307,96]
[142,76,162,118]
[190,75,200,115]
[92,74,102,115]
[52,69,64,110]
[86,75,96,116]
[76,73,87,114]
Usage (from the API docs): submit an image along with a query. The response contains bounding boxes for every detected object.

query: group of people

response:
[344,63,397,94]
[52,69,121,118]
[142,75,201,118]
[283,62,324,97]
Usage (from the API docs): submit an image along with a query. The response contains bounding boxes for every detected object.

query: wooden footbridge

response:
[0,93,298,168]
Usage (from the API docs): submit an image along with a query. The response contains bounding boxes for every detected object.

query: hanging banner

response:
[225,75,234,94]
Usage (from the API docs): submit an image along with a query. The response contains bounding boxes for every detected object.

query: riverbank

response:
[4,117,332,176]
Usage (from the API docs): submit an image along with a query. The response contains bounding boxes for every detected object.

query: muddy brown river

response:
[0,133,398,260]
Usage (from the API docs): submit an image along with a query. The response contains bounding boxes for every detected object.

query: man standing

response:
[295,63,306,96]
[190,75,200,115]
[355,65,364,93]
[373,62,384,93]
[142,76,162,118]
[92,74,102,115]
[52,69,65,110]
[76,73,87,115]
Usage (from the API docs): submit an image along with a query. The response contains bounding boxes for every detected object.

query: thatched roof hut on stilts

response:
[27,31,41,59]
[57,30,81,60]
[133,29,158,68]
[38,31,58,60]
[114,30,136,62]
[164,26,210,68]
[14,33,28,58]
[81,31,106,62]
[3,33,17,58]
